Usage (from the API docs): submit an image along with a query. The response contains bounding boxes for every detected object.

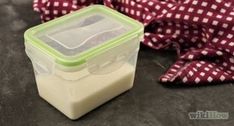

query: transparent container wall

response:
[36,14,131,56]
[25,42,55,76]
[53,37,140,81]
[25,35,140,86]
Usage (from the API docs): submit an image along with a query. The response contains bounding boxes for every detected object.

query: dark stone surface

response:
[0,1,234,126]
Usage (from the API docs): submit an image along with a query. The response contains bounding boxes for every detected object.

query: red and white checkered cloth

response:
[33,0,234,85]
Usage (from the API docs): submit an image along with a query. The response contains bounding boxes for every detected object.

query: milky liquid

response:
[35,63,135,119]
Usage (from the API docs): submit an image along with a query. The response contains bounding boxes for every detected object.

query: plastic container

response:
[24,5,143,119]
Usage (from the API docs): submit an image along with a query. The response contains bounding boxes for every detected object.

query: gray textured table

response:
[0,1,234,126]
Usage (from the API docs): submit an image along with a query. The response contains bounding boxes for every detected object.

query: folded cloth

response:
[33,0,234,85]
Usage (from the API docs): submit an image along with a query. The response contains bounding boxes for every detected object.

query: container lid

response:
[24,5,143,67]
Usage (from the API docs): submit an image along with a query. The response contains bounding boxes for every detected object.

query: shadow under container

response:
[24,5,144,119]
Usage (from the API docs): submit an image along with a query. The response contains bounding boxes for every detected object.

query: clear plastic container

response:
[24,5,143,119]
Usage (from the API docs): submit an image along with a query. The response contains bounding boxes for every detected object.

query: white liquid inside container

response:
[35,63,135,119]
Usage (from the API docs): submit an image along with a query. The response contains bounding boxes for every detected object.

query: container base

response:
[35,63,135,119]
